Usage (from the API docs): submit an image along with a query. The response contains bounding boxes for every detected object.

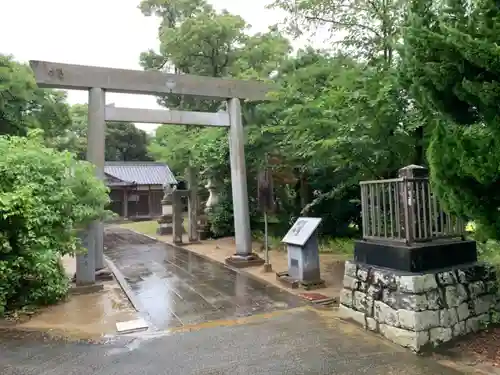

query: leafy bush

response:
[0,132,110,315]
[207,176,266,239]
[207,189,235,238]
[466,220,500,267]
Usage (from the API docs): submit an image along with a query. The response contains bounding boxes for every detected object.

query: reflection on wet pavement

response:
[104,228,304,330]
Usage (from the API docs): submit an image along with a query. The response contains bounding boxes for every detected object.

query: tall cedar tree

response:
[402,0,500,239]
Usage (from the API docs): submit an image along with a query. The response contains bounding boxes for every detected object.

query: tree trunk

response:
[414,125,425,165]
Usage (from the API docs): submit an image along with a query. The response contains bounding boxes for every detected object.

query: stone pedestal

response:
[354,239,477,272]
[197,211,210,240]
[186,167,199,243]
[225,253,265,268]
[157,199,173,235]
[172,190,185,244]
[339,261,500,352]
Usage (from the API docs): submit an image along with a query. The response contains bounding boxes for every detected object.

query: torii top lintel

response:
[29,60,276,101]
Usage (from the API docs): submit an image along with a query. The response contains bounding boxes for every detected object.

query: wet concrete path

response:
[104,228,304,330]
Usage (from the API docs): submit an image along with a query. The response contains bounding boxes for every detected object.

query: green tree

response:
[270,0,430,165]
[269,0,406,66]
[255,49,418,235]
[140,0,292,237]
[141,0,290,171]
[56,104,152,161]
[0,131,110,314]
[139,0,290,112]
[141,0,423,239]
[0,54,72,138]
[401,0,500,239]
[106,122,152,161]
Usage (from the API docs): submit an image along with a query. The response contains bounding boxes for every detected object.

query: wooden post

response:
[123,189,128,218]
[187,167,199,242]
[147,185,153,218]
[398,165,428,244]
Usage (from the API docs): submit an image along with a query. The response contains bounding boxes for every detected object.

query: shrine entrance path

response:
[103,227,305,330]
[0,227,462,374]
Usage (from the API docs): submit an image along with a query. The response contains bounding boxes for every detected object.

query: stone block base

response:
[276,271,299,288]
[339,260,499,352]
[71,268,113,283]
[225,254,265,268]
[276,271,325,290]
[69,283,104,295]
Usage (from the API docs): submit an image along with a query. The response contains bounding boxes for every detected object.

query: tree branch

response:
[303,15,382,37]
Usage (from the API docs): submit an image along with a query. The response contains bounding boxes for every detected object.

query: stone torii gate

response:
[30,60,273,285]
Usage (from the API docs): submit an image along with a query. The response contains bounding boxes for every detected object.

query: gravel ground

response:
[440,326,500,368]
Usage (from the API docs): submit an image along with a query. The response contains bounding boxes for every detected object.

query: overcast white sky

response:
[0,0,320,132]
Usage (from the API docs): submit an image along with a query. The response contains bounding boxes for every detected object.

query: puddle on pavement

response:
[104,228,305,331]
[18,280,137,340]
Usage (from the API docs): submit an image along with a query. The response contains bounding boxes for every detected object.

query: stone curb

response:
[103,255,154,331]
[103,256,142,313]
[121,228,309,306]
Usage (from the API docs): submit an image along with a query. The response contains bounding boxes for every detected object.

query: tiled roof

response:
[104,162,177,186]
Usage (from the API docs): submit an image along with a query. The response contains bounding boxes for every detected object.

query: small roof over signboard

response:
[282,217,322,247]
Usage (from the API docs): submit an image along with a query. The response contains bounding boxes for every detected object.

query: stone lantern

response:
[204,177,219,213]
[157,183,176,235]
[196,171,220,240]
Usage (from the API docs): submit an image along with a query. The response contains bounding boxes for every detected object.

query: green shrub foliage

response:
[0,132,110,315]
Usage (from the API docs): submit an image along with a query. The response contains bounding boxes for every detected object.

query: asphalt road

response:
[0,307,461,375]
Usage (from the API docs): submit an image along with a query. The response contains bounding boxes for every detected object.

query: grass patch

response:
[123,220,355,257]
[251,231,354,256]
[120,220,159,237]
[319,238,355,255]
[119,217,191,237]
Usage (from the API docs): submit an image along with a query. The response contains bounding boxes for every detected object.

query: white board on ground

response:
[116,318,149,334]
[281,217,322,247]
